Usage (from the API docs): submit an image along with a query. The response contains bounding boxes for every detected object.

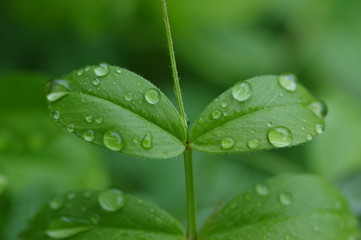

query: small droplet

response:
[47,227,91,239]
[212,110,222,119]
[92,78,100,86]
[278,74,298,92]
[66,123,75,132]
[85,115,93,123]
[136,82,142,87]
[231,81,252,102]
[255,184,269,196]
[221,137,235,150]
[279,192,292,205]
[308,101,327,118]
[89,214,100,225]
[52,111,60,120]
[141,132,153,150]
[267,121,273,127]
[133,137,139,144]
[49,195,64,210]
[103,131,124,151]
[248,139,260,149]
[284,233,292,240]
[94,63,110,77]
[95,116,103,124]
[155,216,164,225]
[268,127,293,148]
[116,68,123,74]
[197,118,204,124]
[47,80,71,102]
[83,130,95,142]
[98,189,126,212]
[221,100,228,108]
[124,92,134,102]
[67,192,76,199]
[77,70,84,76]
[306,134,313,141]
[145,88,161,104]
[315,123,325,135]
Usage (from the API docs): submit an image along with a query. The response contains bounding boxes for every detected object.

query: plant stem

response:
[161,0,187,128]
[184,147,197,240]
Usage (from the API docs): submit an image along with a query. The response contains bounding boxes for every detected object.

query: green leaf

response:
[199,174,360,240]
[21,189,185,240]
[47,64,186,159]
[190,75,326,153]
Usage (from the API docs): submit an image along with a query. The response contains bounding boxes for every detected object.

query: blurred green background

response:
[1,0,361,239]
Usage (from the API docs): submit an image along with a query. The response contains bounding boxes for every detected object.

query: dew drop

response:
[77,70,84,76]
[95,116,103,124]
[49,195,64,210]
[279,192,292,205]
[248,138,260,149]
[124,92,134,102]
[133,137,139,144]
[221,137,235,150]
[92,78,100,86]
[66,123,75,132]
[52,111,60,120]
[116,68,123,74]
[197,118,204,124]
[231,81,252,102]
[306,134,313,141]
[47,227,92,239]
[268,127,293,148]
[284,233,292,240]
[221,100,228,108]
[85,66,90,72]
[255,183,269,196]
[136,81,142,87]
[145,88,161,104]
[141,132,153,150]
[94,63,110,77]
[85,115,93,123]
[278,74,298,92]
[83,130,95,142]
[267,121,273,127]
[212,110,222,119]
[98,188,126,212]
[315,123,325,135]
[308,101,327,118]
[67,192,76,199]
[47,80,71,102]
[103,131,124,151]
[155,216,164,225]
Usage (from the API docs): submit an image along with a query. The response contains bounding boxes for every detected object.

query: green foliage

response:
[190,75,326,153]
[21,189,185,240]
[199,174,360,240]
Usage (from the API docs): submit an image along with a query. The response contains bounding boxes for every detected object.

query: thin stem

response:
[161,0,187,128]
[184,147,197,240]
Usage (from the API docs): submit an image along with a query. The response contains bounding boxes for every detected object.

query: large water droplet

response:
[98,189,126,212]
[85,115,93,123]
[141,132,153,150]
[145,88,161,104]
[212,110,222,119]
[47,80,71,102]
[94,63,110,77]
[255,183,269,196]
[315,123,325,135]
[279,192,292,205]
[124,92,134,102]
[278,74,298,92]
[231,82,252,102]
[248,138,260,149]
[268,127,293,148]
[46,217,92,239]
[49,195,64,210]
[103,131,124,151]
[83,130,95,142]
[47,227,92,239]
[308,101,327,118]
[221,137,235,150]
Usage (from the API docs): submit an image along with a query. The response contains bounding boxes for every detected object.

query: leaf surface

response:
[190,75,326,153]
[47,64,186,159]
[21,189,185,240]
[199,174,360,240]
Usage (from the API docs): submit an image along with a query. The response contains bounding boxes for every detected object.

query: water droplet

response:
[103,131,124,151]
[95,116,103,124]
[308,101,327,118]
[77,70,84,76]
[49,195,64,210]
[197,118,204,124]
[47,80,71,102]
[98,188,126,212]
[255,184,269,196]
[145,88,161,104]
[267,121,273,127]
[284,233,292,240]
[278,74,298,92]
[221,100,228,108]
[141,132,153,150]
[248,138,260,149]
[124,92,134,102]
[66,123,75,132]
[212,110,222,119]
[221,137,235,150]
[67,192,76,199]
[116,68,123,74]
[94,63,110,77]
[136,82,142,87]
[315,123,325,135]
[155,216,164,225]
[85,115,93,123]
[92,78,100,86]
[306,134,313,141]
[83,130,95,142]
[52,111,61,120]
[133,137,139,144]
[268,127,293,148]
[279,192,292,205]
[47,227,92,239]
[231,81,252,102]
[89,214,100,225]
[85,66,90,71]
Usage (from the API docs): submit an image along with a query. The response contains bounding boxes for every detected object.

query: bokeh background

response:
[1,0,361,239]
